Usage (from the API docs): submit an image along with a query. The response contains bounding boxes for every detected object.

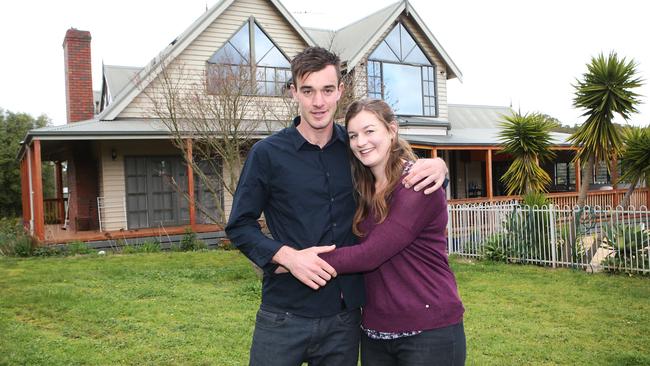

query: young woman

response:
[319,99,466,365]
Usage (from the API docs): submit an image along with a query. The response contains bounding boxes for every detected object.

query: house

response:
[18,0,648,245]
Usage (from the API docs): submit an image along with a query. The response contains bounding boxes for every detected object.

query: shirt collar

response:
[289,116,348,151]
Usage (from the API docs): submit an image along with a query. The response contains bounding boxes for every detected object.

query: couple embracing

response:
[226,46,465,366]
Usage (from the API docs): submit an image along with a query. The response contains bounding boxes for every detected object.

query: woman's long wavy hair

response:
[345,99,416,236]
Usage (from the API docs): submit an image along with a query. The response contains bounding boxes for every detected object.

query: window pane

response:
[254,25,273,63]
[369,41,399,62]
[209,42,248,64]
[399,24,417,61]
[258,46,290,67]
[383,63,423,115]
[256,67,266,80]
[229,23,250,62]
[254,24,290,67]
[404,44,430,65]
[384,25,401,58]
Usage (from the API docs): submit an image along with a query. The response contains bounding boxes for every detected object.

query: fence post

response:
[549,204,557,268]
[447,204,453,254]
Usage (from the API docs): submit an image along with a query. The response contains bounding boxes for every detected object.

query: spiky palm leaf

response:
[498,112,557,195]
[570,52,643,164]
[618,126,650,207]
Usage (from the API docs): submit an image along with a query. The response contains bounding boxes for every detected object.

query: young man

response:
[225,47,447,366]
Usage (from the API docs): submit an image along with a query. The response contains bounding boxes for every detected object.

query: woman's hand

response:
[402,157,448,194]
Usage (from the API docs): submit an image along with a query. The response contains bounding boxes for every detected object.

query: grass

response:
[1,252,649,365]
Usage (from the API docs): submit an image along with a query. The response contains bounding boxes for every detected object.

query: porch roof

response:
[16,118,281,160]
[403,128,573,147]
[24,119,171,139]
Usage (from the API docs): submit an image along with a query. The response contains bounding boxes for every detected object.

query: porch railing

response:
[447,202,650,274]
[44,198,67,224]
[449,188,650,208]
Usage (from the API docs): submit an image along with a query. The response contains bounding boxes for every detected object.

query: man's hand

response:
[402,157,448,194]
[272,245,337,290]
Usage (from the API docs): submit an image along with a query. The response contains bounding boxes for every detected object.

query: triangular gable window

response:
[367,22,437,117]
[370,23,431,65]
[207,19,291,96]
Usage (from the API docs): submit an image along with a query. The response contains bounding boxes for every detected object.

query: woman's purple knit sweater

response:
[320,184,464,333]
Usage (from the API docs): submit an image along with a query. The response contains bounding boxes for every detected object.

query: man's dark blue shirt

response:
[225,117,364,317]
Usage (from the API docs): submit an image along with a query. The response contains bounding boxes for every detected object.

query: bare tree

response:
[140,57,295,225]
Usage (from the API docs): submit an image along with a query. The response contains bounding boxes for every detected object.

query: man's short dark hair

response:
[291,47,342,88]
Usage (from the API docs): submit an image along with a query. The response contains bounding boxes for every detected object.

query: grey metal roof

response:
[397,116,450,128]
[403,129,572,147]
[103,65,141,98]
[303,28,336,50]
[306,2,402,67]
[448,104,514,129]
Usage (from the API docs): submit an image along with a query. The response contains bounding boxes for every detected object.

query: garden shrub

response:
[601,223,650,275]
[0,217,36,257]
[66,241,92,255]
[481,234,508,262]
[180,228,206,251]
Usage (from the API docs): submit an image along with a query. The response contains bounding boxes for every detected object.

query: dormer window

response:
[207,19,291,96]
[367,23,436,116]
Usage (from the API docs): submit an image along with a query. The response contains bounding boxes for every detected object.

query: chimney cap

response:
[63,28,91,46]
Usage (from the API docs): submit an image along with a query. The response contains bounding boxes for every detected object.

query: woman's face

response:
[347,110,397,171]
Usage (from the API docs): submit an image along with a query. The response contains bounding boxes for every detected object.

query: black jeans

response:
[249,305,361,366]
[361,322,466,366]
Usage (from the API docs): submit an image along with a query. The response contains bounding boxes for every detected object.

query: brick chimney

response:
[63,28,94,123]
[62,28,100,232]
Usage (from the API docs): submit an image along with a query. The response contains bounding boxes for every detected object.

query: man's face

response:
[291,65,343,133]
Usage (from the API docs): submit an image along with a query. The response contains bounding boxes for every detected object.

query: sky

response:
[1,0,649,127]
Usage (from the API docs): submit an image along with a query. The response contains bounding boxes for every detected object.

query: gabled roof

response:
[305,1,462,81]
[103,65,142,100]
[99,0,315,121]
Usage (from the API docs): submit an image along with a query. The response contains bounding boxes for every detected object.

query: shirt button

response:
[333,223,337,227]
[425,304,430,308]
[326,172,330,177]
[330,197,334,202]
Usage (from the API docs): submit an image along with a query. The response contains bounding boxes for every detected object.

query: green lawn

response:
[0,251,648,365]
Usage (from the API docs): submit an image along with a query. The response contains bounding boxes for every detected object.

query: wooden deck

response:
[43,223,222,245]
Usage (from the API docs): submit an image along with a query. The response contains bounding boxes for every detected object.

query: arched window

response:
[207,19,291,96]
[367,23,436,116]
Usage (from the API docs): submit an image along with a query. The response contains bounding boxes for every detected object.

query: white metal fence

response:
[447,203,650,274]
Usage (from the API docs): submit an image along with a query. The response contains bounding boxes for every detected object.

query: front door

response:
[125,156,190,229]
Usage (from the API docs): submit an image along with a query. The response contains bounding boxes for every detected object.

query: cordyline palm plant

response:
[498,112,557,195]
[570,52,643,207]
[618,126,650,207]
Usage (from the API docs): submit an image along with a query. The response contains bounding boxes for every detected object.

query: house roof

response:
[103,65,142,99]
[305,1,462,80]
[24,118,287,139]
[99,0,316,121]
[448,104,514,129]
[404,129,573,147]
